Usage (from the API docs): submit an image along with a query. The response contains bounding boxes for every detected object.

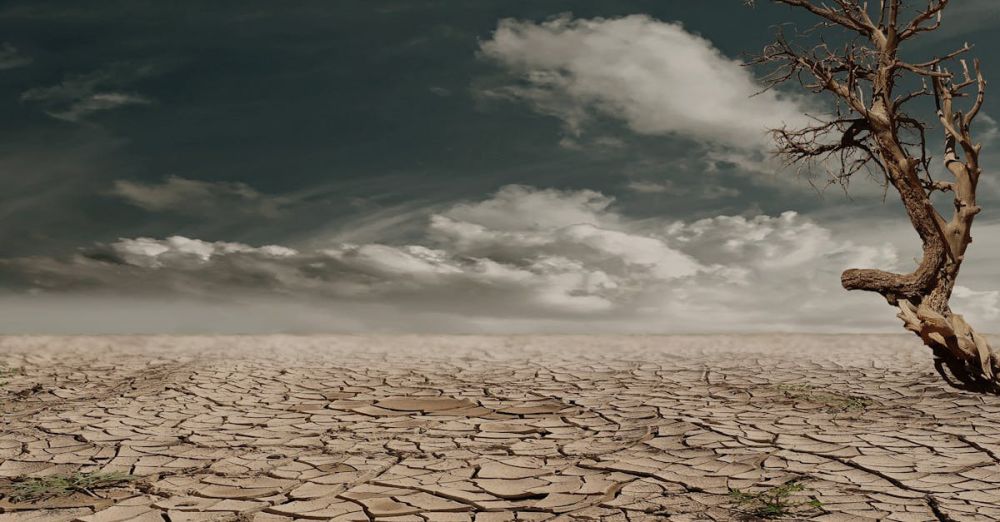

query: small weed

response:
[773,383,872,412]
[729,480,822,519]
[7,472,136,502]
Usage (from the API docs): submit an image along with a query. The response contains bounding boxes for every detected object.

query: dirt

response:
[1,334,998,521]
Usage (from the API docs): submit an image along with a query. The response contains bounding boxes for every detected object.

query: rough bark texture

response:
[751,0,998,392]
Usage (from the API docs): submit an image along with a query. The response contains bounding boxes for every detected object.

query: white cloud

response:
[111,175,287,217]
[978,113,999,146]
[47,92,151,122]
[111,236,297,268]
[626,178,740,199]
[627,180,673,194]
[666,212,896,271]
[2,185,922,333]
[952,285,1000,326]
[440,184,620,231]
[0,42,31,70]
[479,15,811,148]
[20,63,156,121]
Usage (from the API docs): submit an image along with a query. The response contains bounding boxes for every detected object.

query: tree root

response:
[897,301,1000,394]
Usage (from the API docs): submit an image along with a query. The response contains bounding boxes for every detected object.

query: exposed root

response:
[897,301,1000,394]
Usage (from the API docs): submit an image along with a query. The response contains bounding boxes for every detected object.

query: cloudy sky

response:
[2,1,1000,334]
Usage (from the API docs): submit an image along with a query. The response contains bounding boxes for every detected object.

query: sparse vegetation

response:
[729,480,823,519]
[7,472,136,503]
[773,383,872,412]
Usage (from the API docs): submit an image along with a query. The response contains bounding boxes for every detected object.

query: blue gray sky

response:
[2,1,1000,333]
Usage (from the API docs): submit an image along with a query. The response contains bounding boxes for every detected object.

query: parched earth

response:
[2,335,1000,522]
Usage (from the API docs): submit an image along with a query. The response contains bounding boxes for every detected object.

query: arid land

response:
[1,334,1000,521]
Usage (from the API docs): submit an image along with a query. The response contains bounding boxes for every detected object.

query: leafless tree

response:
[747,0,998,392]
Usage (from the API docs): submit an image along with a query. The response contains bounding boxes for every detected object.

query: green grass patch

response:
[7,472,136,502]
[772,383,872,412]
[729,480,822,519]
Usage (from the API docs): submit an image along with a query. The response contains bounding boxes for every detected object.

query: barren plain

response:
[2,334,1000,521]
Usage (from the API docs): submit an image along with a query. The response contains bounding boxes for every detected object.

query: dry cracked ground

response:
[2,335,1000,522]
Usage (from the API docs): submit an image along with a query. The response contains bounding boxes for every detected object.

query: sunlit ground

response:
[1,334,998,521]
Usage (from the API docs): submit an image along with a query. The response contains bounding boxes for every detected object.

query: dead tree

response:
[749,0,998,392]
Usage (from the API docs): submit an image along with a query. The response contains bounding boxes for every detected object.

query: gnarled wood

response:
[750,0,998,392]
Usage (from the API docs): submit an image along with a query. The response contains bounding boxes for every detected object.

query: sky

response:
[2,0,1000,334]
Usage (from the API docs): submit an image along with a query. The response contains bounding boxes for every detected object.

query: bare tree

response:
[748,0,998,392]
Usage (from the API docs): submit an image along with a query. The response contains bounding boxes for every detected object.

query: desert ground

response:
[1,335,1000,521]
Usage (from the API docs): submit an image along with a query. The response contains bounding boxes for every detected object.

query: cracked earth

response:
[2,335,1000,521]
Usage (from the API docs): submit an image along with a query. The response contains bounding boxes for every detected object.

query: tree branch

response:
[771,0,875,35]
[899,0,949,40]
